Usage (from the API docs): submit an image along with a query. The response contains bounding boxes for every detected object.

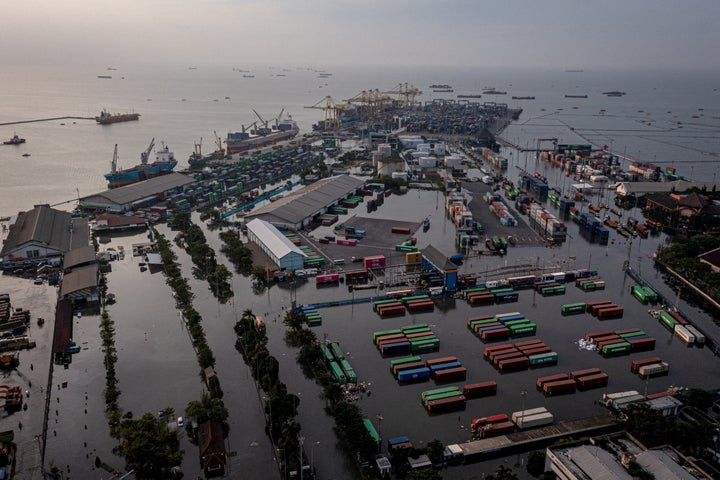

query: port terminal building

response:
[79,173,196,213]
[246,218,306,271]
[245,175,365,230]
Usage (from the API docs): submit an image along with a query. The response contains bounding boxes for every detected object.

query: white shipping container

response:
[684,325,706,345]
[638,362,670,377]
[511,407,548,423]
[515,412,554,429]
[674,324,696,345]
[603,390,640,401]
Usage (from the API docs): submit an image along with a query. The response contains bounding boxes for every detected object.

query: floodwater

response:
[3,182,720,479]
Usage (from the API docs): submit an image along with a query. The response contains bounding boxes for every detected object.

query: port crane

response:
[344,89,392,117]
[140,138,155,165]
[304,96,350,130]
[382,83,422,107]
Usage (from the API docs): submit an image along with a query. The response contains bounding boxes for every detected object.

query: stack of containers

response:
[471,414,513,439]
[528,204,567,242]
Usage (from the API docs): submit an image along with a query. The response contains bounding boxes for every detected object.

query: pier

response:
[0,116,94,126]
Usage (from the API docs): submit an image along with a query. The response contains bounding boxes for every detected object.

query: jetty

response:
[0,116,94,126]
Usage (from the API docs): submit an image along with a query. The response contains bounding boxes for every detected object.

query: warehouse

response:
[246,219,306,271]
[421,244,459,291]
[79,173,196,213]
[245,175,365,230]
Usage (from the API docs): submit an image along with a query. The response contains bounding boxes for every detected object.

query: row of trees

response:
[234,309,303,478]
[170,212,234,303]
[219,230,254,275]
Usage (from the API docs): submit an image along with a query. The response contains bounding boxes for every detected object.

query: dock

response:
[459,415,620,461]
[0,116,94,126]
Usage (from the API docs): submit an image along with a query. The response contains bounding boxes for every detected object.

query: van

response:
[333,259,345,265]
[177,416,184,427]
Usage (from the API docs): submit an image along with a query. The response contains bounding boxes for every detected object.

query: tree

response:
[425,439,445,466]
[406,467,443,480]
[526,450,546,477]
[113,413,182,479]
[492,465,519,480]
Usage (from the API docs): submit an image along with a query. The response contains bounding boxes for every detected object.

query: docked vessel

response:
[3,134,25,145]
[226,109,299,155]
[188,132,226,170]
[512,96,535,100]
[105,139,177,189]
[95,109,141,125]
[457,94,482,98]
[483,90,507,95]
[565,94,588,98]
[603,91,626,97]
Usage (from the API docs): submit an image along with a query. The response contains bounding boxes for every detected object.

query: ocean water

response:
[1,64,719,216]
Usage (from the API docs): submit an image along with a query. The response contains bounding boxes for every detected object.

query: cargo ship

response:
[565,94,588,98]
[104,139,177,189]
[483,90,507,95]
[188,133,226,170]
[511,96,535,100]
[95,109,140,124]
[226,109,299,155]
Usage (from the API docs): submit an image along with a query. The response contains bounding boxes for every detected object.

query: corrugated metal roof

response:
[567,445,632,480]
[422,244,457,271]
[63,245,97,269]
[60,263,99,297]
[1,205,89,256]
[246,175,365,224]
[81,173,195,206]
[635,450,697,480]
[246,219,306,260]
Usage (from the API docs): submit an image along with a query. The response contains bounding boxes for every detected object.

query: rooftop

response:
[63,245,97,269]
[59,263,99,298]
[246,219,307,260]
[246,175,365,225]
[1,205,89,257]
[81,172,195,206]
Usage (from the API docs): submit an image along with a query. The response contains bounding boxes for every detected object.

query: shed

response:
[59,263,100,304]
[246,219,306,271]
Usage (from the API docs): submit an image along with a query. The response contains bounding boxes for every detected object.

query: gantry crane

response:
[304,96,350,130]
[344,89,393,116]
[383,83,422,106]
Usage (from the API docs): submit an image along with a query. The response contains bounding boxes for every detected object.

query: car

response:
[177,416,184,427]
[33,277,44,285]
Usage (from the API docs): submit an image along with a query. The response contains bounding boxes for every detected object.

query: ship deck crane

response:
[110,144,118,173]
[140,138,155,165]
[253,109,271,135]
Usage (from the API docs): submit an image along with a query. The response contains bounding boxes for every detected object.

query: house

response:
[698,247,720,273]
[198,420,226,477]
[0,205,89,266]
[93,213,148,233]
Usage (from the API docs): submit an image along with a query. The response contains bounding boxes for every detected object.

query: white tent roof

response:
[246,219,307,260]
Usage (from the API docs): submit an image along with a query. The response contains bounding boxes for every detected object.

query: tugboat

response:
[3,134,25,145]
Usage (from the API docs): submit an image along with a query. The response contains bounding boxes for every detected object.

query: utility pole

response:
[299,436,304,480]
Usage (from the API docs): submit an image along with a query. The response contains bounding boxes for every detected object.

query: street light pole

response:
[311,441,320,478]
[299,436,305,480]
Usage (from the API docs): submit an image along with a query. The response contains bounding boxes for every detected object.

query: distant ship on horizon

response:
[95,110,140,125]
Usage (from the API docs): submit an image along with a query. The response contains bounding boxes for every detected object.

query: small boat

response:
[4,134,26,145]
[22,153,31,157]
[37,317,45,326]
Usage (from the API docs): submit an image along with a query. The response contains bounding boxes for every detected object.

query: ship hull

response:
[226,127,299,155]
[96,113,141,125]
[105,161,177,189]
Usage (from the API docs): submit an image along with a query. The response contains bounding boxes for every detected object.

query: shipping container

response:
[426,356,459,367]
[684,325,706,345]
[397,367,431,382]
[596,306,624,319]
[630,357,662,373]
[528,351,558,367]
[494,312,522,322]
[498,356,529,371]
[421,386,461,403]
[329,361,347,385]
[463,381,497,398]
[316,273,340,284]
[468,293,495,305]
[391,226,412,234]
[481,327,511,342]
[472,414,509,429]
[521,346,552,356]
[600,342,632,357]
[406,300,436,313]
[375,334,407,348]
[393,361,427,376]
[515,411,554,429]
[401,324,430,334]
[536,374,569,389]
[569,367,602,380]
[575,373,609,390]
[587,301,614,315]
[433,366,468,381]
[410,338,440,353]
[511,407,548,423]
[475,421,515,439]
[483,344,514,360]
[584,330,614,342]
[377,305,406,317]
[428,361,462,373]
[494,291,519,303]
[373,328,403,341]
[405,331,434,340]
[380,341,412,356]
[561,302,587,315]
[638,362,670,377]
[628,337,656,352]
[514,339,545,349]
[674,325,696,345]
[423,390,464,405]
[492,351,526,365]
[468,318,499,331]
[390,355,422,370]
[329,342,344,361]
[363,255,386,269]
[543,379,577,395]
[426,395,466,413]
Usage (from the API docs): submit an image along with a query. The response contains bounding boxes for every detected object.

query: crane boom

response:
[141,138,155,165]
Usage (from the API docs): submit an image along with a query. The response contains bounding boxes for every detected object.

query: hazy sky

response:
[4,0,719,69]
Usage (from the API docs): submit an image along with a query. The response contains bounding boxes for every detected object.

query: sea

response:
[1,64,720,479]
